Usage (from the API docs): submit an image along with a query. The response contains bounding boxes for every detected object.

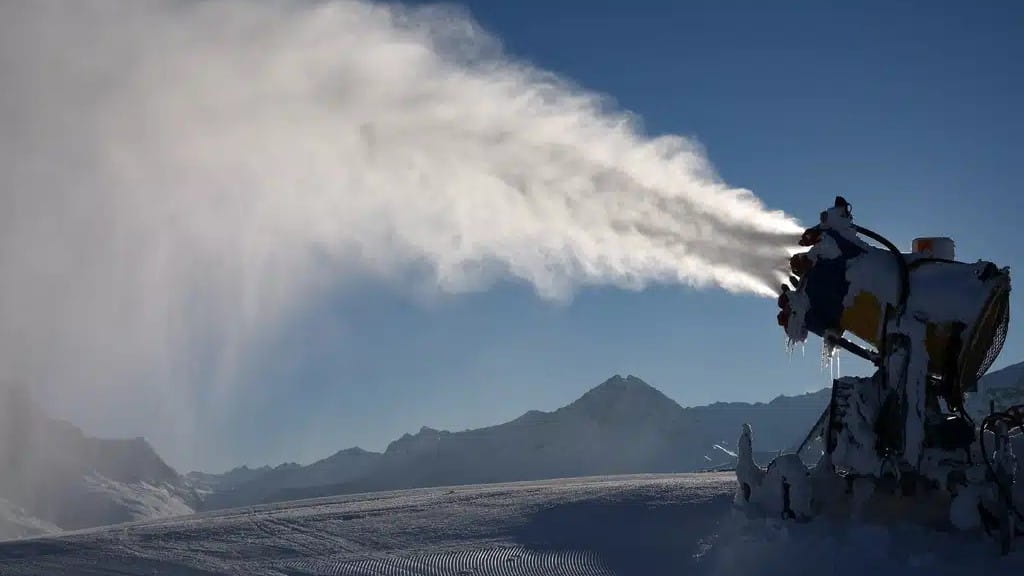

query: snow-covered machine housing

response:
[737,197,1021,553]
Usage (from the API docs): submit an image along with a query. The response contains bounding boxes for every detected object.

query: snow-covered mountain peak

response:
[0,402,196,535]
[588,374,654,391]
[577,374,664,402]
[568,375,683,421]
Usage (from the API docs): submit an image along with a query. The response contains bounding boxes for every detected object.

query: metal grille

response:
[976,287,1010,380]
[959,276,1012,394]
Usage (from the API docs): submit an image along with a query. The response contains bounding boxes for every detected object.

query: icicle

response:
[820,338,839,380]
[785,337,807,361]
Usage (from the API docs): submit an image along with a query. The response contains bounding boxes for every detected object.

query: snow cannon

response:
[777,196,1011,399]
[740,197,1021,554]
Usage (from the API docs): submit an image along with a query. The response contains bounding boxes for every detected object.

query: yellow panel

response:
[840,291,883,347]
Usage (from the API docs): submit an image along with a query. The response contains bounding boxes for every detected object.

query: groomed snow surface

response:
[1,473,1021,576]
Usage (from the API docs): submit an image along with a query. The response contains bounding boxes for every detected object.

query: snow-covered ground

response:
[1,472,1021,576]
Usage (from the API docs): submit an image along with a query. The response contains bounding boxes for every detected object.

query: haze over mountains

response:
[0,387,197,539]
[199,375,831,509]
[3,363,1022,538]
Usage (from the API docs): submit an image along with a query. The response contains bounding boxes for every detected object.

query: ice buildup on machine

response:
[741,196,1020,554]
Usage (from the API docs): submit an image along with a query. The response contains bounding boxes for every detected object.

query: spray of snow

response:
[713,444,739,459]
[0,0,800,466]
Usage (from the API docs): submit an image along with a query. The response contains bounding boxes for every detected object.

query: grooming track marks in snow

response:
[1,474,1022,576]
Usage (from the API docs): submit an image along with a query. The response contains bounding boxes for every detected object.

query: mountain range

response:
[198,375,831,509]
[3,362,1021,538]
[195,363,1024,509]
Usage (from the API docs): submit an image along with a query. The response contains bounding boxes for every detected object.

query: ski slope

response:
[0,472,1021,576]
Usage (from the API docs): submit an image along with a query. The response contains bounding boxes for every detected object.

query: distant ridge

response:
[197,374,830,509]
[198,362,1024,510]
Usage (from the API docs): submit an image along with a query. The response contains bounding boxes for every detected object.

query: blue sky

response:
[192,0,1022,472]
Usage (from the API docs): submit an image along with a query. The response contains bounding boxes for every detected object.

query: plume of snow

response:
[0,0,800,464]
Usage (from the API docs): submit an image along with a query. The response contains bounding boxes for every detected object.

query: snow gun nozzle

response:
[799,227,822,247]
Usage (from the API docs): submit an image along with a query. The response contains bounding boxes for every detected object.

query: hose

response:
[851,224,910,309]
[979,405,1024,535]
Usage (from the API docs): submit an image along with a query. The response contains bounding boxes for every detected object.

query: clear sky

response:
[98,0,1024,472]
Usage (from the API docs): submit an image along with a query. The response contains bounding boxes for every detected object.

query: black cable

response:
[979,406,1024,530]
[851,224,910,308]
